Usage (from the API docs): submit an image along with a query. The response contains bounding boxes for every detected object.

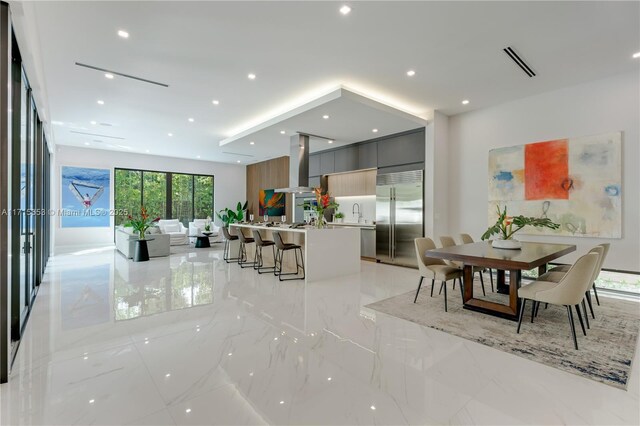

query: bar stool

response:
[252,229,276,274]
[272,232,305,281]
[237,229,256,268]
[221,226,240,263]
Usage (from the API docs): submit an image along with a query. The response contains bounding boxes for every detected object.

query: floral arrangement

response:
[125,206,160,240]
[482,205,560,241]
[204,216,212,232]
[312,187,339,228]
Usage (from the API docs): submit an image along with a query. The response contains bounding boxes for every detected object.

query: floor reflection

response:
[114,254,214,321]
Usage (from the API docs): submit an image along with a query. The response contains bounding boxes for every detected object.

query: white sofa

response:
[158,219,189,245]
[115,226,170,259]
[189,219,221,243]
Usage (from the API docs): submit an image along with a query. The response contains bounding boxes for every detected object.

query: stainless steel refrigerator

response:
[376,170,424,268]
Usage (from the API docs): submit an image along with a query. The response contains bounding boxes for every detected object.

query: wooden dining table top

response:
[426,241,576,270]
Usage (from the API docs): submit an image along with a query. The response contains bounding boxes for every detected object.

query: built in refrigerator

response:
[376,170,424,268]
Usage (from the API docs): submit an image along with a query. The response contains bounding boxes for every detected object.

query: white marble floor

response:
[1,245,638,425]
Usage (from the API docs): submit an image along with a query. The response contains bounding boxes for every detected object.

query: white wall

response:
[424,110,449,238]
[52,146,246,251]
[448,71,639,272]
[334,195,376,223]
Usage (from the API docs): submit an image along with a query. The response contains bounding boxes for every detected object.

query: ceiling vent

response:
[75,62,169,87]
[503,47,536,78]
[70,130,125,140]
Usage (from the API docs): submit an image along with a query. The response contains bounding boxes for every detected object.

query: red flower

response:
[321,194,330,208]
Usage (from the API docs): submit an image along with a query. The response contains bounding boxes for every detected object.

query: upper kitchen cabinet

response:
[358,142,377,170]
[319,151,335,175]
[376,130,425,168]
[309,153,321,177]
[334,146,358,173]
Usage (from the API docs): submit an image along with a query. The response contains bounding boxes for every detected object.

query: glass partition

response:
[114,169,141,225]
[142,171,166,219]
[194,175,214,220]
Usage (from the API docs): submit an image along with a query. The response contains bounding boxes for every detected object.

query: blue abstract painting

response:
[61,166,110,228]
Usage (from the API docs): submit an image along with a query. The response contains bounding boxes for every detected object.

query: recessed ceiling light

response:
[340,5,351,15]
[117,30,129,38]
[237,160,241,163]
[105,73,114,79]
[196,155,201,159]
[248,73,256,80]
[250,141,255,145]
[167,133,173,137]
[145,149,150,153]
[279,401,285,405]
[185,409,191,414]
[188,118,194,122]
[280,130,286,134]
[406,70,416,77]
[323,115,329,119]
[370,405,376,411]
[165,373,171,378]
[90,120,97,125]
[633,52,640,59]
[328,140,334,144]
[462,99,470,105]
[372,128,378,133]
[89,399,95,404]
[212,100,220,105]
[97,100,104,105]
[84,142,90,146]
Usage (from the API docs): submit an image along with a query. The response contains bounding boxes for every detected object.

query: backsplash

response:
[334,195,376,224]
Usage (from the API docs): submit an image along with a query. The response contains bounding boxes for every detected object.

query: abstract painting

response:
[259,189,286,216]
[61,166,111,228]
[488,132,621,238]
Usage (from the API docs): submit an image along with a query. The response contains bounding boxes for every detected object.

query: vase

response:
[315,217,326,229]
[138,230,146,240]
[492,238,522,250]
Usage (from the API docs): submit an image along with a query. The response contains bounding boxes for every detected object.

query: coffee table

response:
[190,234,211,248]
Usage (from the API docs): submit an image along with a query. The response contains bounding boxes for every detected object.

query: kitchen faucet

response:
[352,203,361,219]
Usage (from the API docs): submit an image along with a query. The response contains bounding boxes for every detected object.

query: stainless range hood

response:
[275,134,315,194]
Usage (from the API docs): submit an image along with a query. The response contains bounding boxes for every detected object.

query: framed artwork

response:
[61,166,111,228]
[488,132,622,238]
[259,189,286,216]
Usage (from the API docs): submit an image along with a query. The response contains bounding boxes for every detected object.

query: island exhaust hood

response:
[275,134,315,194]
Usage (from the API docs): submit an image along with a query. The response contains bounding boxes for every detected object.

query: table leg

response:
[496,269,509,294]
[463,265,473,303]
[538,263,547,276]
[509,269,522,315]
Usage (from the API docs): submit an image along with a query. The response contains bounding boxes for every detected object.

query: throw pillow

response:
[163,224,181,233]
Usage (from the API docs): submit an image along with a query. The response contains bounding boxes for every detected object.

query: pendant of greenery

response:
[482,205,560,241]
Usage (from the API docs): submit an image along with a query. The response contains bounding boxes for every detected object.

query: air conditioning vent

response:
[75,62,169,87]
[503,46,536,78]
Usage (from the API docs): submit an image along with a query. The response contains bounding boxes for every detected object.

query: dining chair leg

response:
[575,304,587,336]
[458,277,464,302]
[585,291,595,319]
[453,279,455,290]
[534,300,541,318]
[443,281,448,312]
[581,299,590,329]
[414,276,424,303]
[478,272,486,296]
[592,283,601,306]
[531,300,537,323]
[430,279,435,297]
[566,305,579,350]
[489,268,494,292]
[517,298,527,333]
[439,281,444,295]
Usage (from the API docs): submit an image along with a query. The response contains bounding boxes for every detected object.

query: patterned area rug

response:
[366,278,639,389]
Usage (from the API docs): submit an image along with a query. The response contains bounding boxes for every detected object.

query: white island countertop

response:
[230,223,361,282]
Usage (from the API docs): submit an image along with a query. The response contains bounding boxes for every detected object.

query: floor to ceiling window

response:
[1,7,52,382]
[114,168,214,227]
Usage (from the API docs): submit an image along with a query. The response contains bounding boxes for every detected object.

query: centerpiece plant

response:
[125,206,160,240]
[482,205,560,247]
[312,187,339,229]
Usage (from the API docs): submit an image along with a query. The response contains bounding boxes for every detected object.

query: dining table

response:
[425,241,576,320]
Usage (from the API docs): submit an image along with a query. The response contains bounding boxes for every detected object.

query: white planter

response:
[492,238,522,250]
[334,217,343,223]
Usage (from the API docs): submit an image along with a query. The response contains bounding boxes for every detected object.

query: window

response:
[114,168,214,227]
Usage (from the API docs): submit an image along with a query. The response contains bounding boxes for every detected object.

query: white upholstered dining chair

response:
[414,238,463,312]
[440,236,488,296]
[460,233,494,293]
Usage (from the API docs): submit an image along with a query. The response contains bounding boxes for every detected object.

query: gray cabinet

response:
[377,131,425,168]
[319,151,335,175]
[361,228,376,258]
[334,146,358,173]
[309,153,321,177]
[308,176,321,188]
[358,143,377,170]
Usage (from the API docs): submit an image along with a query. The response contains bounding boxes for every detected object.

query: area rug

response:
[365,278,639,390]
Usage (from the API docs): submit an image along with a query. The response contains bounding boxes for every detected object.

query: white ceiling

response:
[9,1,639,164]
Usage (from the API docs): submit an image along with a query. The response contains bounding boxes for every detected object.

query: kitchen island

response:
[230,224,361,282]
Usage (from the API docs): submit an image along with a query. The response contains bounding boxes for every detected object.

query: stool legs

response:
[254,245,276,273]
[238,241,257,268]
[274,247,305,281]
[223,239,240,263]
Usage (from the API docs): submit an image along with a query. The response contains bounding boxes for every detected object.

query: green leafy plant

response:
[216,201,248,227]
[482,205,560,241]
[334,212,345,219]
[124,206,160,240]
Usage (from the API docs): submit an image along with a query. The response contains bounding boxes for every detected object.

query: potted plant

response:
[312,188,339,229]
[216,201,248,228]
[334,212,345,223]
[482,205,560,249]
[203,216,212,235]
[125,206,160,240]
